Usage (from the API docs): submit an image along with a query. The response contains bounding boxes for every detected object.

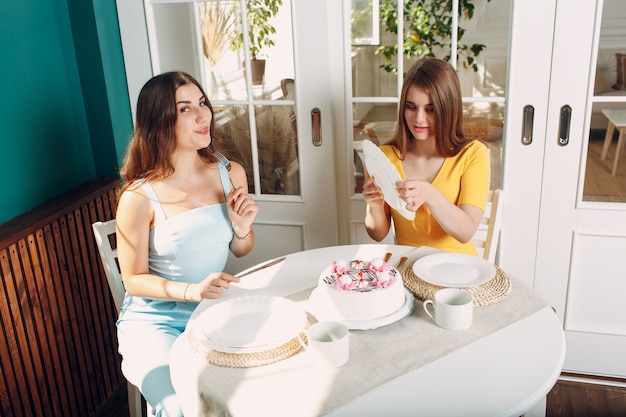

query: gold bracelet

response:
[233,228,252,240]
[183,283,191,301]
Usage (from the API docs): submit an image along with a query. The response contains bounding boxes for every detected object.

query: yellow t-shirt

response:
[380,140,490,255]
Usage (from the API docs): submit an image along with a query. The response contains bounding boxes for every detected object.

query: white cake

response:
[316,258,406,321]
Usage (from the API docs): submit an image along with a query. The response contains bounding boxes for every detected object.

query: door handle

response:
[311,108,322,146]
[558,105,572,146]
[522,105,534,145]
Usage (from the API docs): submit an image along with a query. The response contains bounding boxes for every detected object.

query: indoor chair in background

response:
[472,189,504,264]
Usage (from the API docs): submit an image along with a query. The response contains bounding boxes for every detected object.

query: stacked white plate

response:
[190,295,307,354]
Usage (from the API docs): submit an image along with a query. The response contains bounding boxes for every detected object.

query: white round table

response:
[170,244,565,417]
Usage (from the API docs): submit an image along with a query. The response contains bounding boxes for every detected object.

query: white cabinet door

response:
[502,0,626,377]
[499,0,557,285]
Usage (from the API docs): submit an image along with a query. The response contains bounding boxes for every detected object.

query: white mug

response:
[300,321,349,367]
[423,288,473,331]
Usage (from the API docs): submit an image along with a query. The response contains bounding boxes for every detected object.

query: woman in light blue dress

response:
[115,71,259,416]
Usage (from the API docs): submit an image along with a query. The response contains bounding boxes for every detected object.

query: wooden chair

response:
[280,78,294,99]
[472,189,504,264]
[92,219,150,417]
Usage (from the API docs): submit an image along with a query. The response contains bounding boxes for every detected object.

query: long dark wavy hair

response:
[391,58,473,159]
[119,71,219,193]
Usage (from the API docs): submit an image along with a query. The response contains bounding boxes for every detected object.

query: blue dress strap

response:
[141,181,168,222]
[217,162,231,199]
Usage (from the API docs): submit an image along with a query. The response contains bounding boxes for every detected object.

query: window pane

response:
[200,0,295,101]
[352,46,398,98]
[464,102,505,191]
[353,103,397,193]
[213,104,255,193]
[351,0,397,98]
[584,103,626,202]
[255,104,300,195]
[151,3,199,76]
[214,102,301,197]
[199,1,244,100]
[582,0,626,203]
[352,0,379,45]
[455,0,510,100]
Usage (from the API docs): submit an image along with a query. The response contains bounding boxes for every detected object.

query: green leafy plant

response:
[232,0,283,60]
[376,0,491,73]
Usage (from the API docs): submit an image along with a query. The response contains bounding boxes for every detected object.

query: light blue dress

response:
[117,164,232,417]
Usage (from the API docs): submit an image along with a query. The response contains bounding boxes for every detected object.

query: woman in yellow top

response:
[363,58,490,255]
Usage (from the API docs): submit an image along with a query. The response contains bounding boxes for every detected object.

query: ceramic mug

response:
[423,288,473,331]
[299,321,349,367]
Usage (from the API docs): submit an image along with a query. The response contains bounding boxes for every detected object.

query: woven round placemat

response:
[401,260,511,307]
[187,324,308,368]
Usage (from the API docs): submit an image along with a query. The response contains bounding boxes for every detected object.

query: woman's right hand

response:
[185,272,241,301]
[362,167,385,209]
[362,166,392,241]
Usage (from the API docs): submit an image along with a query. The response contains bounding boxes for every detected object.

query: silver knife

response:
[235,256,286,278]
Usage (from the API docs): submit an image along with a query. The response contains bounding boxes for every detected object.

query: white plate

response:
[308,288,415,330]
[193,295,306,353]
[412,253,496,287]
[361,140,415,220]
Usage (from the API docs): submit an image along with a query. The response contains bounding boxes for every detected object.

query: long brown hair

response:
[119,71,218,192]
[393,58,472,158]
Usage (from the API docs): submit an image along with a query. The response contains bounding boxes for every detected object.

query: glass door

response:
[344,0,510,244]
[502,0,626,377]
[116,0,340,272]
[534,0,626,377]
[144,0,299,196]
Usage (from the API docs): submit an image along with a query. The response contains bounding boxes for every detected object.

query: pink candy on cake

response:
[330,258,395,290]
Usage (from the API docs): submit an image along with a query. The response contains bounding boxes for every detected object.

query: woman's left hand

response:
[396,179,432,211]
[227,185,259,232]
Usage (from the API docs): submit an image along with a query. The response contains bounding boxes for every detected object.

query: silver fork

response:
[210,149,236,189]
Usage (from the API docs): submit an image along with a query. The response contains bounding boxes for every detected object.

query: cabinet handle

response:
[558,105,572,146]
[522,105,534,145]
[311,108,322,146]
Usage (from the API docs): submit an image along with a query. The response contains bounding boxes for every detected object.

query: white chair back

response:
[472,189,504,264]
[92,219,147,417]
[92,220,125,311]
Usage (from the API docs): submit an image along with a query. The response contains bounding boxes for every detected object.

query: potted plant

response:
[376,0,491,73]
[232,0,283,85]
